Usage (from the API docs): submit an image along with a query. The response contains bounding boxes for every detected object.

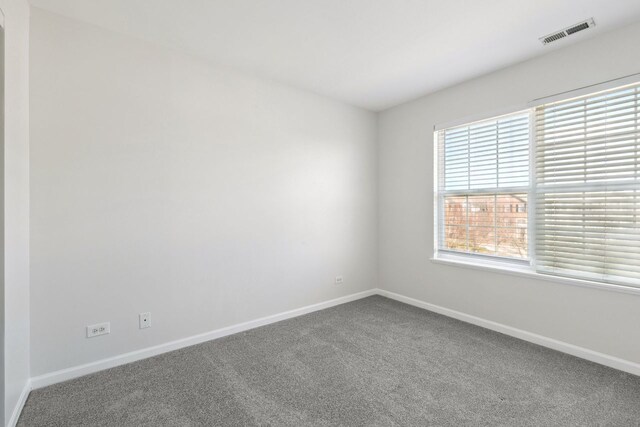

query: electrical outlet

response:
[139,312,151,329]
[86,322,110,338]
[335,276,344,285]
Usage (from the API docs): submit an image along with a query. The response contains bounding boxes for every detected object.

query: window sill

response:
[430,254,640,297]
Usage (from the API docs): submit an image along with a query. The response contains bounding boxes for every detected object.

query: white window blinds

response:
[440,112,530,192]
[535,82,640,286]
[438,112,530,259]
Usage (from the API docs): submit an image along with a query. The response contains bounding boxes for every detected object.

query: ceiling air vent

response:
[539,18,595,45]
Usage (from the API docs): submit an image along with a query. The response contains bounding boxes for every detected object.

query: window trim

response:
[527,72,640,108]
[433,73,640,294]
[430,253,640,297]
[435,109,532,265]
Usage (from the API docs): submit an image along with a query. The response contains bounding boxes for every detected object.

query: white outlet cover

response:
[87,322,110,338]
[335,276,344,285]
[139,312,151,329]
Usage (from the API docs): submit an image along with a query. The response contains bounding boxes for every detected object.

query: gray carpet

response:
[18,296,640,426]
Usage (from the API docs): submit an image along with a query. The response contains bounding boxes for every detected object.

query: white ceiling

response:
[29,0,640,111]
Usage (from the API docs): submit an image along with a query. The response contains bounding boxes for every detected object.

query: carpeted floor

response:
[18,295,640,426]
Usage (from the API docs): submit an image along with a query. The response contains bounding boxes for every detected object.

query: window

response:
[437,112,530,260]
[534,83,640,286]
[435,79,640,289]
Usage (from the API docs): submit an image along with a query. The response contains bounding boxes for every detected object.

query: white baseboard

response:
[28,286,640,394]
[7,379,31,427]
[30,289,376,390]
[376,288,640,377]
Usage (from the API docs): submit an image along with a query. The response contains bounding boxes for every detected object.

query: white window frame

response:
[434,109,534,267]
[432,73,640,296]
